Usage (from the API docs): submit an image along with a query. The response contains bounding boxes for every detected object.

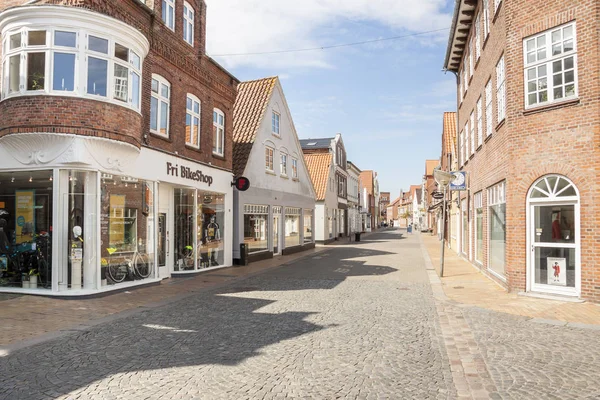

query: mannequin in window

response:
[204,215,220,266]
[551,212,561,241]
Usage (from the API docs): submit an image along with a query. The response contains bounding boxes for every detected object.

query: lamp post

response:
[433,168,454,277]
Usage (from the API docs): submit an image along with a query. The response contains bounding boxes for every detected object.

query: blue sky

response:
[206,0,457,200]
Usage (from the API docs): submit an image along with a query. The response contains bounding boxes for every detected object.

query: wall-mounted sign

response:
[166,162,213,186]
[450,171,467,191]
[15,190,35,244]
[233,176,250,191]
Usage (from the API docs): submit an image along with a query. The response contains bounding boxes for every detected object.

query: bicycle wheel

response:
[107,260,127,283]
[134,253,152,279]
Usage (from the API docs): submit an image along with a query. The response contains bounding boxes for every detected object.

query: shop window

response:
[186,94,201,148]
[150,74,170,137]
[303,209,313,243]
[488,181,506,277]
[100,174,155,284]
[213,108,225,156]
[244,205,269,253]
[2,27,143,110]
[183,2,194,46]
[198,192,225,268]
[173,188,195,271]
[474,191,483,263]
[285,207,301,247]
[0,170,53,290]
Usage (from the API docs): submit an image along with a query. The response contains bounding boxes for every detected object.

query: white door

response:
[527,176,580,297]
[158,184,173,278]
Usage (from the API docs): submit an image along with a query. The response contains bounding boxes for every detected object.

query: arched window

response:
[150,74,170,137]
[186,94,201,148]
[529,175,578,200]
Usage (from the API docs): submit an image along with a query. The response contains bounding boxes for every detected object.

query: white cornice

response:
[0,5,150,57]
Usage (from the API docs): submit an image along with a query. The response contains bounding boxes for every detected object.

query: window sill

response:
[212,153,226,161]
[484,133,493,143]
[495,118,506,132]
[149,131,172,142]
[292,177,299,182]
[280,175,289,180]
[523,98,580,116]
[265,170,276,176]
[185,144,201,152]
[272,133,281,138]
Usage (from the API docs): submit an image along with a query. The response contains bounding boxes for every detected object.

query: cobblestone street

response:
[1,230,600,399]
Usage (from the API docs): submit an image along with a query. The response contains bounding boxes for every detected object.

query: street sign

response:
[232,176,250,191]
[450,171,467,191]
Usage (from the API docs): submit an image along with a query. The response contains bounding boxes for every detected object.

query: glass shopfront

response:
[197,191,225,269]
[303,209,313,243]
[174,188,195,271]
[244,205,269,253]
[0,170,53,289]
[285,207,301,247]
[488,182,506,278]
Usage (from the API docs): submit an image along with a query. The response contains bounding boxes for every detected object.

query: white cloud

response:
[205,0,451,69]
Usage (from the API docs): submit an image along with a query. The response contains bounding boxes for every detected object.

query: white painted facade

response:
[233,79,316,259]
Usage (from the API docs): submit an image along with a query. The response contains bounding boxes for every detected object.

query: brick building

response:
[444,0,598,301]
[379,191,390,224]
[423,160,439,233]
[0,0,238,295]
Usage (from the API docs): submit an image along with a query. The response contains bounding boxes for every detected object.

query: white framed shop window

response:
[186,94,201,148]
[183,2,194,46]
[523,22,577,108]
[1,26,143,110]
[487,181,506,280]
[212,108,225,156]
[150,74,170,137]
[244,205,269,254]
[162,0,175,31]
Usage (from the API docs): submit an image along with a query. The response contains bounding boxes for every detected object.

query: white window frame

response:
[483,0,490,39]
[150,74,171,137]
[162,0,175,31]
[185,93,201,148]
[459,77,463,104]
[475,13,481,61]
[474,191,483,264]
[464,121,469,160]
[1,28,143,111]
[523,22,577,109]
[470,111,475,156]
[485,79,493,137]
[212,108,225,156]
[487,180,506,280]
[280,153,288,176]
[476,97,483,148]
[183,2,194,46]
[464,62,469,93]
[265,147,274,172]
[272,111,280,136]
[469,37,474,78]
[496,55,506,123]
[494,0,502,14]
[292,158,298,179]
[459,130,464,166]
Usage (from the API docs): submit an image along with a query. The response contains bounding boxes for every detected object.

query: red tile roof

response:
[359,170,374,195]
[232,77,278,177]
[304,153,333,201]
[443,112,457,155]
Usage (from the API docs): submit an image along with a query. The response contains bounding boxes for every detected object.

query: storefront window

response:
[100,174,155,284]
[475,192,483,263]
[173,188,195,271]
[285,207,301,247]
[303,209,313,243]
[488,182,506,277]
[461,199,468,255]
[197,192,224,268]
[0,170,53,289]
[328,208,333,238]
[244,205,269,253]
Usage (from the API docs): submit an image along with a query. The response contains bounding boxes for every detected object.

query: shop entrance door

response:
[527,175,580,297]
[158,184,173,278]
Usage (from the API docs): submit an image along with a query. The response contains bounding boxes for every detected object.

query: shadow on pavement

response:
[0,245,399,399]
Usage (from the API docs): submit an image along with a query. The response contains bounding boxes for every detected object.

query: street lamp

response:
[433,168,454,277]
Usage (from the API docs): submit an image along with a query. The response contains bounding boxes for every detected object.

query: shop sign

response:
[166,162,213,186]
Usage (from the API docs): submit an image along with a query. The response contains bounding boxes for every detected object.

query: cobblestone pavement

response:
[1,230,600,399]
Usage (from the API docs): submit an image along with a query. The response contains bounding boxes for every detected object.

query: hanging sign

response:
[450,171,467,191]
[232,176,250,191]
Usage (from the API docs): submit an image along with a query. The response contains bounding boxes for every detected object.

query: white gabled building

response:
[232,77,316,263]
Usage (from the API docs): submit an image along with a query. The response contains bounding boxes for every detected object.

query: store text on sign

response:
[166,162,213,186]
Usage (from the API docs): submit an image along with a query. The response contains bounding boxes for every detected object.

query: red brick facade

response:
[445,0,600,301]
[0,0,238,171]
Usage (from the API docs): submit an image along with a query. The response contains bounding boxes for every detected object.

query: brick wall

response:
[0,0,237,172]
[452,0,600,302]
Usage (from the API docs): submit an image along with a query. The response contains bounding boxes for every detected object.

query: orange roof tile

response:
[232,77,278,177]
[443,112,457,155]
[304,153,333,201]
[359,170,374,195]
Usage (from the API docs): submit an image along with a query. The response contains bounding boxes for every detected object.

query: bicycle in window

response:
[104,246,153,284]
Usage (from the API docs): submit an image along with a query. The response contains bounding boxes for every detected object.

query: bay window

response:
[213,108,225,156]
[186,94,201,148]
[150,74,170,137]
[2,27,143,110]
[524,23,577,108]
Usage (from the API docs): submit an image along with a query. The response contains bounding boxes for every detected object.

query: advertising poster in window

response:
[547,257,566,286]
[15,190,35,244]
[109,194,125,247]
